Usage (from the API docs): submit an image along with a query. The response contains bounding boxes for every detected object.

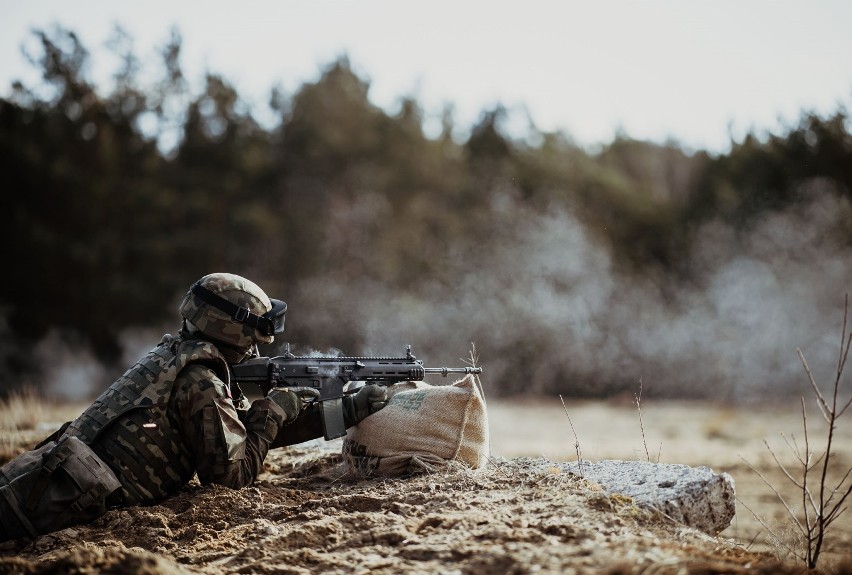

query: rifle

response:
[231,345,482,440]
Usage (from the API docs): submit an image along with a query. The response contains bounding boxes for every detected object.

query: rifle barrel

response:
[423,366,483,377]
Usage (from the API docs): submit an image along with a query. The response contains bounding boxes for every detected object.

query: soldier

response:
[0,273,388,542]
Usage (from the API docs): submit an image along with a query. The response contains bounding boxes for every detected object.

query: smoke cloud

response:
[295,184,851,401]
[33,330,110,401]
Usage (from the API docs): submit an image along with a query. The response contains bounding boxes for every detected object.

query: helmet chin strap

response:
[218,345,254,365]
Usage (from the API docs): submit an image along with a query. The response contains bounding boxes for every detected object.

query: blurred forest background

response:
[2,27,851,401]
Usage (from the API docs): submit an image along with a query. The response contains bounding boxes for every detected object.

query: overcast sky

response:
[2,1,851,152]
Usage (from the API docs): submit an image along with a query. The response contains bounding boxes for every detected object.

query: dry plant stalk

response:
[558,395,583,475]
[463,341,492,459]
[463,341,485,401]
[634,378,661,463]
[635,377,651,462]
[743,294,852,570]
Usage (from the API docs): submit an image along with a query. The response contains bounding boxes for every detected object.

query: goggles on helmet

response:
[265,298,287,335]
[190,282,287,337]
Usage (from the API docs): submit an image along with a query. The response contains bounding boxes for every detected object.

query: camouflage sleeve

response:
[269,402,326,448]
[172,364,287,488]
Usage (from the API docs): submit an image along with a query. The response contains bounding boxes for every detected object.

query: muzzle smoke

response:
[295,185,852,401]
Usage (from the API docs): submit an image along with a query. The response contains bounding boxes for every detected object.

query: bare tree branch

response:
[798,348,829,422]
[739,455,807,536]
[737,496,804,561]
[764,439,803,488]
[749,295,852,570]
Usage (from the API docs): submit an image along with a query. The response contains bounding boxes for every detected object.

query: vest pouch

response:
[0,436,121,541]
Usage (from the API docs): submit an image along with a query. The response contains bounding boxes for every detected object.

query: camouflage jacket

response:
[61,333,288,506]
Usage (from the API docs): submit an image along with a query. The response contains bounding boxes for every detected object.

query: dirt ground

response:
[1,395,851,574]
[489,397,852,567]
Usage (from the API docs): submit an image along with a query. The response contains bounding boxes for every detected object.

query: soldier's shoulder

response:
[176,338,223,362]
[176,362,221,384]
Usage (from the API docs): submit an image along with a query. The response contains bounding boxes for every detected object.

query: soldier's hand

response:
[343,384,389,428]
[267,387,320,423]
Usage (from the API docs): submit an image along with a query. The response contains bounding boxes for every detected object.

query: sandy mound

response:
[0,444,799,575]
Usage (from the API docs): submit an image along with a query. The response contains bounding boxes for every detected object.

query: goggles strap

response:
[190,283,274,336]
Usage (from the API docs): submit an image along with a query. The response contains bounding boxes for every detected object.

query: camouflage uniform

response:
[0,273,323,542]
[65,332,288,506]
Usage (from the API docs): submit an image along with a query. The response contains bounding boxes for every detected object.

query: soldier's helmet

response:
[178,273,287,349]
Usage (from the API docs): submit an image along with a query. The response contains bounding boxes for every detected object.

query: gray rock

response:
[559,460,735,535]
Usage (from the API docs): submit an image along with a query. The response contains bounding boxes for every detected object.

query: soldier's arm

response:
[173,364,287,488]
[267,384,389,448]
[269,402,325,448]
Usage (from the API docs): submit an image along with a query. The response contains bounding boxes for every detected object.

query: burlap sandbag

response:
[343,375,489,477]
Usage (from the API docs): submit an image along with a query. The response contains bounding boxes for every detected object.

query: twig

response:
[558,395,583,473]
[830,466,852,503]
[736,496,803,560]
[800,398,813,546]
[825,503,848,528]
[462,341,480,369]
[463,341,486,402]
[810,296,852,567]
[763,438,803,489]
[746,294,852,570]
[798,348,829,422]
[738,454,807,537]
[743,530,762,551]
[464,341,490,458]
[635,377,651,462]
[835,294,851,389]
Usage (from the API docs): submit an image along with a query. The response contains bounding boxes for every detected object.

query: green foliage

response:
[2,26,851,397]
[690,112,852,225]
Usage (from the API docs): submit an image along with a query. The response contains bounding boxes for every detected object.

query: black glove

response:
[267,387,321,424]
[343,384,389,428]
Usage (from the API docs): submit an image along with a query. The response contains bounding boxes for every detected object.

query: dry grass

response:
[0,387,47,433]
[1,387,49,464]
[0,388,85,465]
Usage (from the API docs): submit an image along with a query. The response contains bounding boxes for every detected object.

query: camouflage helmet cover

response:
[179,273,276,348]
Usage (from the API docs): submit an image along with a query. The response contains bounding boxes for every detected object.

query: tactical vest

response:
[63,334,230,506]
